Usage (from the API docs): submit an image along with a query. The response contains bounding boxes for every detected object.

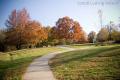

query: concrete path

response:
[23,47,75,80]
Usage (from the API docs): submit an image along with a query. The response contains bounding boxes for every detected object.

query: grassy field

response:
[49,45,120,80]
[69,44,94,49]
[0,47,65,80]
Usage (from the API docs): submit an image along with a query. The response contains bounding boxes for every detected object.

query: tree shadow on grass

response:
[50,46,120,80]
[53,46,120,65]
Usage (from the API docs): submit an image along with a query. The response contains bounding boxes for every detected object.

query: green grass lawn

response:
[49,45,120,80]
[0,47,65,80]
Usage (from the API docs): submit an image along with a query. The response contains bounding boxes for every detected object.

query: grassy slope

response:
[49,45,120,80]
[0,47,65,80]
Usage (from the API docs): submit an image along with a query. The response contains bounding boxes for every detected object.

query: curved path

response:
[23,47,75,80]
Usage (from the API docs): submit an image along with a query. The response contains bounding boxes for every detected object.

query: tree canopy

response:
[5,8,48,49]
[52,16,86,43]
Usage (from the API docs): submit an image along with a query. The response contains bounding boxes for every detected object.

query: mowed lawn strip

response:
[0,47,65,80]
[49,45,120,80]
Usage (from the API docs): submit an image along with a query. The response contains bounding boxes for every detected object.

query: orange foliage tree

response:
[73,21,87,43]
[6,8,47,49]
[23,21,48,47]
[53,16,86,43]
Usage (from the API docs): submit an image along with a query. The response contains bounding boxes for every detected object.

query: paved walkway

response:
[23,47,75,80]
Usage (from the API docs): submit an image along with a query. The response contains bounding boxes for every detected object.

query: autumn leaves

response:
[1,8,86,51]
[51,16,87,43]
[5,9,47,49]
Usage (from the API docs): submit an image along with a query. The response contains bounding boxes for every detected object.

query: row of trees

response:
[88,21,120,43]
[0,8,120,51]
[0,8,87,51]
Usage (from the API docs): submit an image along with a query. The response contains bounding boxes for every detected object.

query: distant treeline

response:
[0,8,120,51]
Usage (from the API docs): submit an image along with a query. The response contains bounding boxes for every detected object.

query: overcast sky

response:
[0,0,120,33]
